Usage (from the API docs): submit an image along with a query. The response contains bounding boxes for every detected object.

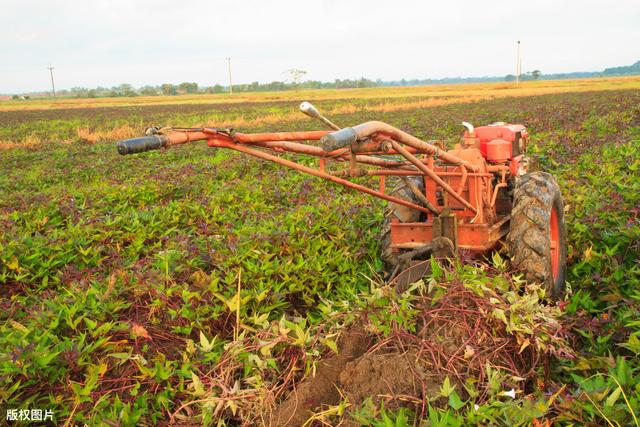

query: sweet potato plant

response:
[1,88,639,425]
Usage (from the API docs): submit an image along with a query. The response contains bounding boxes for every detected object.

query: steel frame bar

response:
[158,125,481,216]
[207,139,433,214]
[346,121,480,172]
[390,141,478,213]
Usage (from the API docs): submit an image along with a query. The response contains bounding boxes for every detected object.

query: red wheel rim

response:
[550,207,560,281]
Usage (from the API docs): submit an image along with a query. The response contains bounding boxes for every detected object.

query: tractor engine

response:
[388,122,529,254]
[474,122,529,176]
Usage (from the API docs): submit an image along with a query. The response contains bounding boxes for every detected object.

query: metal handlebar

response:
[117,135,168,155]
[320,127,358,151]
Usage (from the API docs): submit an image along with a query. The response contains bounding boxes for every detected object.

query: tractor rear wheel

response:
[379,177,425,277]
[507,172,567,300]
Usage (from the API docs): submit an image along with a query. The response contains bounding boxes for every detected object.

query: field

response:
[1,79,640,425]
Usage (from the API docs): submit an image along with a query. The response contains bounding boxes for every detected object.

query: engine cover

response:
[475,123,528,160]
[485,139,512,163]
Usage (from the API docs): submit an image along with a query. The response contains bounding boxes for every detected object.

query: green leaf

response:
[448,390,465,410]
[321,338,339,355]
[439,376,455,397]
[492,308,508,326]
[109,352,133,361]
[35,351,60,368]
[84,317,97,330]
[199,331,215,352]
[614,356,631,387]
[430,257,443,279]
[191,372,205,396]
[605,386,622,407]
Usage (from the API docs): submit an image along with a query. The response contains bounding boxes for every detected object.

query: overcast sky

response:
[1,0,638,93]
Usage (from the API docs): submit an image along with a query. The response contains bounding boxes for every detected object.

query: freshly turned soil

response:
[263,327,371,426]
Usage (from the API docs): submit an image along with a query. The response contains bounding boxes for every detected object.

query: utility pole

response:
[226,57,233,94]
[519,58,522,82]
[47,64,56,97]
[515,41,521,85]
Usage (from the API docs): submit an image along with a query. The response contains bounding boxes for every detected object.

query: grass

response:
[0,80,639,425]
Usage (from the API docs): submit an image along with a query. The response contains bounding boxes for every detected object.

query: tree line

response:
[46,78,381,98]
[10,60,640,98]
[25,71,551,99]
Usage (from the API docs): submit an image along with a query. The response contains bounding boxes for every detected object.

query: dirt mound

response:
[263,327,371,426]
[265,278,571,426]
[265,336,443,427]
[339,350,441,406]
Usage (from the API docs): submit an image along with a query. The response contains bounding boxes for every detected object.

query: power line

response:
[47,64,56,97]
[226,57,233,94]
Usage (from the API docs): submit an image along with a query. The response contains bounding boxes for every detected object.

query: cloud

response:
[1,0,639,93]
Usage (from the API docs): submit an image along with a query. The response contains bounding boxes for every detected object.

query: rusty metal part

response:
[390,215,510,251]
[368,170,492,177]
[246,140,408,167]
[400,176,439,215]
[390,141,478,213]
[331,121,480,172]
[490,183,507,208]
[455,165,468,195]
[164,129,412,168]
[160,128,330,147]
[164,130,209,146]
[350,139,421,155]
[156,126,479,215]
[206,138,432,215]
[432,236,456,258]
[389,236,454,289]
[490,168,508,207]
[433,213,458,249]
[486,164,510,173]
[398,236,455,269]
[388,260,432,291]
[233,130,329,143]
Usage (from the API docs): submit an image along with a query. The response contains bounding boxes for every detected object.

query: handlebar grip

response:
[320,127,358,152]
[116,135,168,155]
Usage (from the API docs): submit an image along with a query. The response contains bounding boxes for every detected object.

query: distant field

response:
[2,76,640,151]
[2,75,640,112]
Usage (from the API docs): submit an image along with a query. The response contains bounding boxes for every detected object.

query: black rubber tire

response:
[379,177,425,276]
[507,172,567,300]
